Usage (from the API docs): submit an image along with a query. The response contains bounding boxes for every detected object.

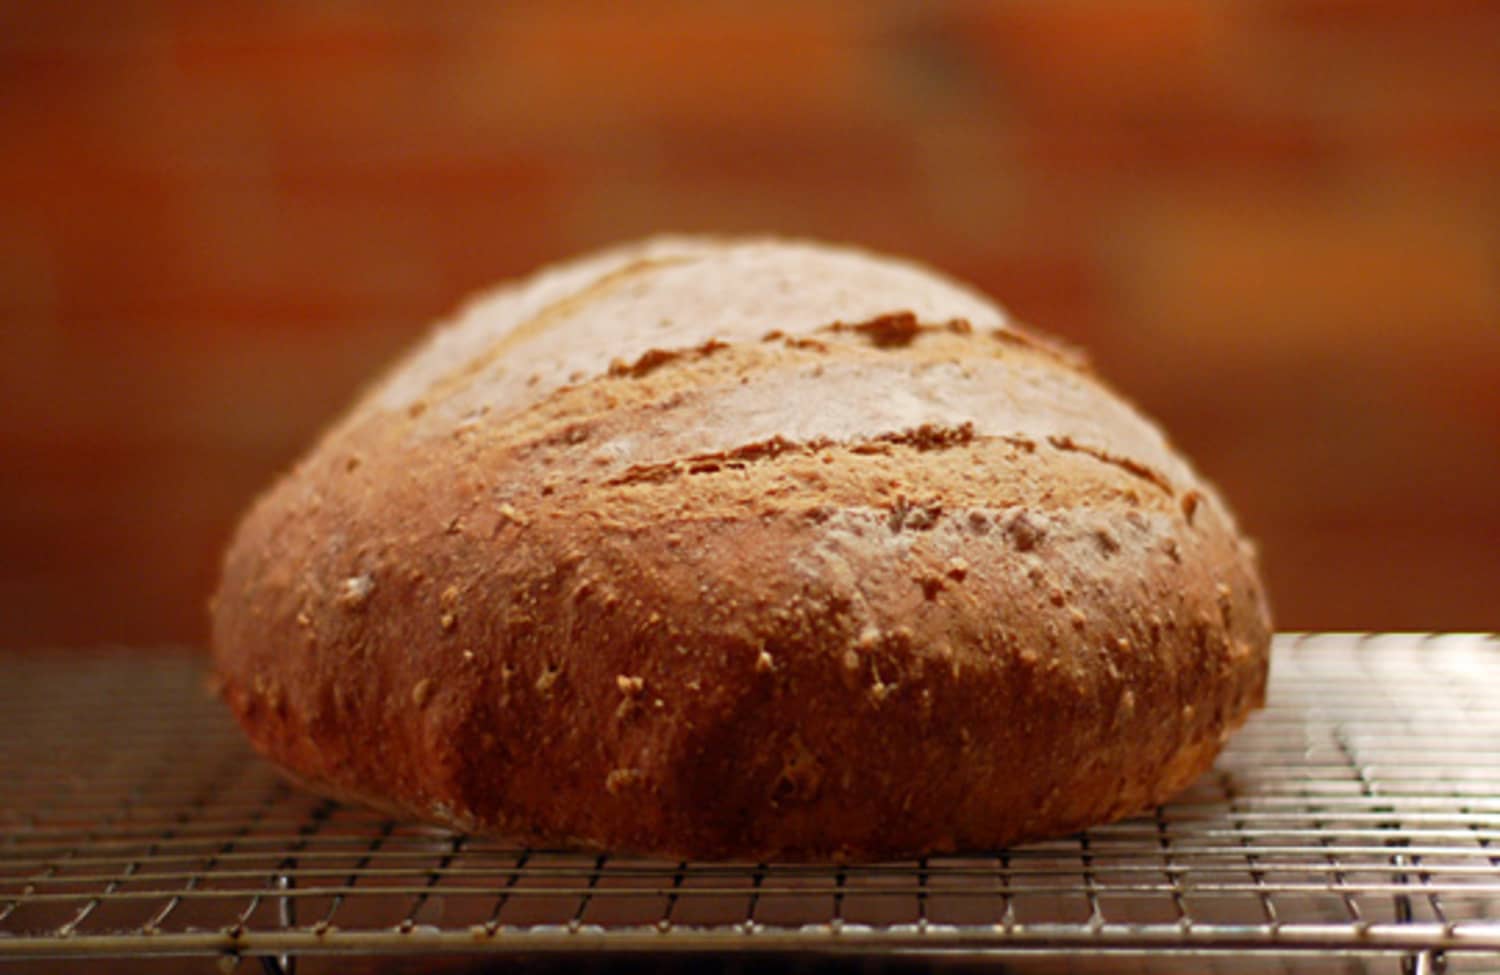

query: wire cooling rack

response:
[1,634,1497,974]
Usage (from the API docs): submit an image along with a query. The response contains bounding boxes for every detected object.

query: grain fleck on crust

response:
[211,236,1272,862]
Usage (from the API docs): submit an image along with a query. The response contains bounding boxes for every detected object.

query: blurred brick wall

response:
[2,2,1497,648]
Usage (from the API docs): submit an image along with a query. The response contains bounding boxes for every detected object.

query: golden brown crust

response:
[211,237,1271,861]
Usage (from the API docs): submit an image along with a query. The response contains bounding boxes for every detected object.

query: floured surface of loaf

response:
[212,237,1271,861]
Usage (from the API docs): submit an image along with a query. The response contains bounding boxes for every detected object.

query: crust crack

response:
[823,311,972,347]
[606,422,978,487]
[414,255,698,410]
[1045,434,1175,495]
[607,339,730,379]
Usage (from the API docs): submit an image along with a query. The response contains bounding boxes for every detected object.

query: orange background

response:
[3,2,1498,649]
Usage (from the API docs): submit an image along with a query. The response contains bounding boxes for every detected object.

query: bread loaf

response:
[211,237,1271,861]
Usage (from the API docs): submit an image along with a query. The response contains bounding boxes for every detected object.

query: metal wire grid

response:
[1,634,1497,972]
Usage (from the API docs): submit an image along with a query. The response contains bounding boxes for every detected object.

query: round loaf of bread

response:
[211,237,1271,861]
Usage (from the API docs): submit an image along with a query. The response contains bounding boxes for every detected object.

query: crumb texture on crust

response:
[212,236,1272,861]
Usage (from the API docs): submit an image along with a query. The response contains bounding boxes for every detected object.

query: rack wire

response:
[2,633,1497,973]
